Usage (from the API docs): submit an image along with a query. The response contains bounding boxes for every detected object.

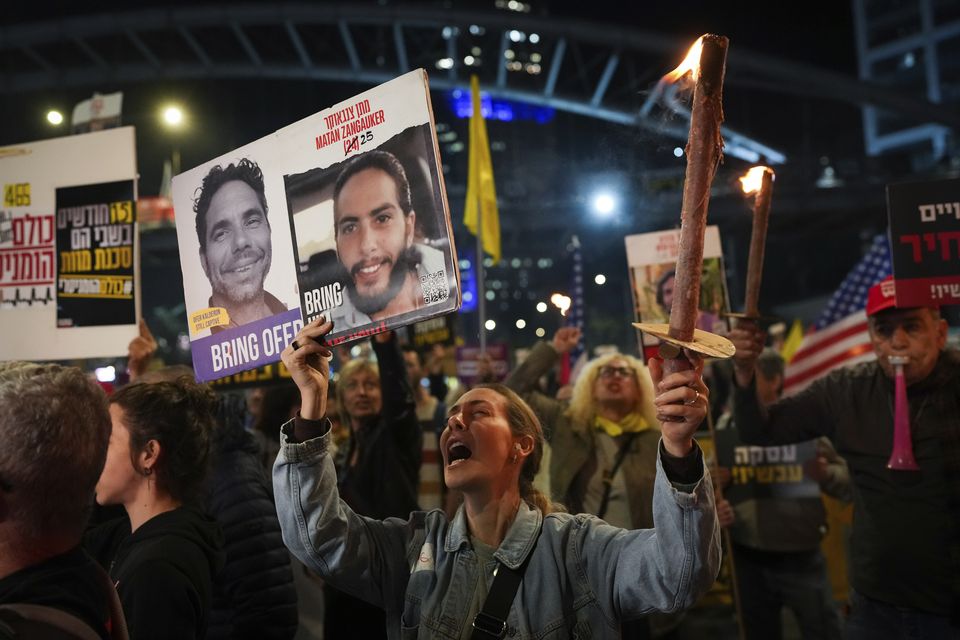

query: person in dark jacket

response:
[251,384,301,474]
[333,332,421,519]
[729,278,960,638]
[124,345,300,640]
[87,376,225,640]
[204,392,298,640]
[0,362,117,640]
[324,331,421,639]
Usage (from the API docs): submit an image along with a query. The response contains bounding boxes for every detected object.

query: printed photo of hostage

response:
[172,145,301,382]
[333,150,446,326]
[194,158,287,332]
[650,263,727,336]
[285,124,459,344]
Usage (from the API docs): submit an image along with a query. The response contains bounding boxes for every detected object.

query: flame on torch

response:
[550,293,572,317]
[740,166,775,195]
[663,36,705,84]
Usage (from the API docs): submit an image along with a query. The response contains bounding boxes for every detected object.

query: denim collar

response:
[445,500,544,570]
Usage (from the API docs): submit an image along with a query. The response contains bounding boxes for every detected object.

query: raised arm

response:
[274,318,415,608]
[728,321,834,445]
[368,332,422,506]
[371,332,419,451]
[505,327,579,395]
[371,331,415,421]
[504,328,580,439]
[579,356,720,619]
[574,451,720,620]
[425,344,449,402]
[126,318,158,383]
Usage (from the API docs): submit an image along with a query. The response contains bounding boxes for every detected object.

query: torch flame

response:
[664,36,704,83]
[739,166,774,195]
[550,293,572,317]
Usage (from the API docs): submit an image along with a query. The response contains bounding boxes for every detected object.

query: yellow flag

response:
[464,75,501,263]
[780,318,805,364]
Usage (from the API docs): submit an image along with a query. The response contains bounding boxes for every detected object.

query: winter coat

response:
[205,410,298,640]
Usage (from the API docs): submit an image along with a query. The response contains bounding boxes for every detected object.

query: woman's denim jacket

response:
[273,421,721,639]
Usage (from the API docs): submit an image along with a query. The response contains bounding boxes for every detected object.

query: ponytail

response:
[521,481,563,516]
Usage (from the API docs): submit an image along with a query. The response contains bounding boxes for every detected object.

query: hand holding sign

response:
[281,317,334,421]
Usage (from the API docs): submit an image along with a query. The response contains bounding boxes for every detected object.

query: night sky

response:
[3,1,949,356]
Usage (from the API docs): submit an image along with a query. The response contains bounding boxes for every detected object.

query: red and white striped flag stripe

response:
[782,235,891,396]
[782,311,876,396]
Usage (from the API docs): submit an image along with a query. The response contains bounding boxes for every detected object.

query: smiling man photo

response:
[193,157,287,332]
[329,150,446,330]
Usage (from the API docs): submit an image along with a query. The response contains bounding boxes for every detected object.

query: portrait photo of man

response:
[328,149,447,329]
[648,262,726,334]
[193,157,288,332]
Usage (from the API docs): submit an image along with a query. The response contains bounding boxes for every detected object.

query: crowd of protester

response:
[1,275,957,639]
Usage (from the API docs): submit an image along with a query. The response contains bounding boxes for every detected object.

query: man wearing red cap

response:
[729,277,959,640]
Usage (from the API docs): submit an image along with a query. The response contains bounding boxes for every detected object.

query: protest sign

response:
[625,226,730,359]
[1,127,139,359]
[887,177,960,307]
[172,70,460,381]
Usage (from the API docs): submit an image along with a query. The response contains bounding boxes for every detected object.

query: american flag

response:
[782,235,892,396]
[560,235,586,385]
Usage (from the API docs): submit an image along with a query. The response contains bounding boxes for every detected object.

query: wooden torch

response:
[635,34,736,374]
[736,166,775,319]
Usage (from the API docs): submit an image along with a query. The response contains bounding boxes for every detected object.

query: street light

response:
[46,110,64,126]
[162,105,184,127]
[591,192,616,218]
[160,103,187,176]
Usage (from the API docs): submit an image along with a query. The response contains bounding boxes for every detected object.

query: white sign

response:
[624,225,729,350]
[0,127,139,360]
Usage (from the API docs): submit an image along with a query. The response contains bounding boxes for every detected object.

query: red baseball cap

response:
[865,277,897,317]
[865,276,940,316]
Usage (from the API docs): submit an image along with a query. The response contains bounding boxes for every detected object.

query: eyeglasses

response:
[344,380,379,392]
[598,366,634,379]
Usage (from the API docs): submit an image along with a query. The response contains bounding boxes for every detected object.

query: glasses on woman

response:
[598,365,634,379]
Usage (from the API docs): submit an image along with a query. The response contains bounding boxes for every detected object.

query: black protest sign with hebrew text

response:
[55,180,136,327]
[405,314,457,348]
[887,177,960,307]
[714,428,820,502]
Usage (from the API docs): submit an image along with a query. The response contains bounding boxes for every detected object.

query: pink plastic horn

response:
[887,355,919,471]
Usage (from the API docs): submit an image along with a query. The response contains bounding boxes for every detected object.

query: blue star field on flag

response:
[815,234,892,330]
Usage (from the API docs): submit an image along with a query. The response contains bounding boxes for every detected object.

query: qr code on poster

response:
[420,270,449,305]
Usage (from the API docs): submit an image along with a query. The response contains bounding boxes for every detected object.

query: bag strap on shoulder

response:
[470,523,543,640]
[597,431,640,520]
